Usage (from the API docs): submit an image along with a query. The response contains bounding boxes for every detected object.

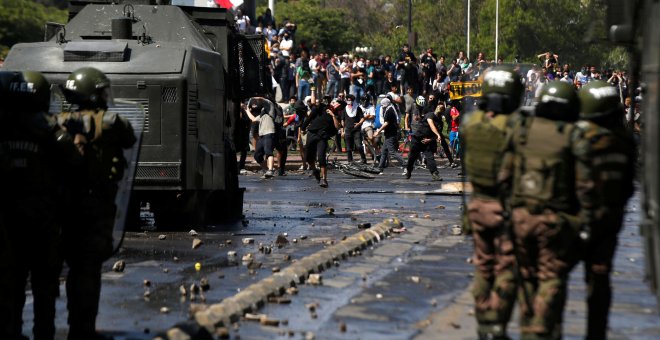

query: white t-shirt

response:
[309,59,318,76]
[526,69,536,83]
[279,38,293,57]
[361,105,375,130]
[236,16,250,33]
[340,62,351,79]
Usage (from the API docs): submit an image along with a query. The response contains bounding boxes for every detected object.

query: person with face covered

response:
[342,94,367,164]
[245,98,277,178]
[301,100,341,188]
[374,98,406,172]
[403,95,443,181]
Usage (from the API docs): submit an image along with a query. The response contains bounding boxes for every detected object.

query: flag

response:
[214,0,243,9]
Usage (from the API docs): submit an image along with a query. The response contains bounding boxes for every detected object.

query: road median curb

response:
[160,218,400,339]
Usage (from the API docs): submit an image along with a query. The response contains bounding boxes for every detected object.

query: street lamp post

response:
[467,0,471,60]
[408,0,413,48]
[495,0,499,62]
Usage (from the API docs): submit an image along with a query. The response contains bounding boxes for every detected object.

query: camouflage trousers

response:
[582,209,625,340]
[512,207,580,339]
[468,197,517,337]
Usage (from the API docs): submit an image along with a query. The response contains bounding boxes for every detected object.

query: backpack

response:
[375,103,383,129]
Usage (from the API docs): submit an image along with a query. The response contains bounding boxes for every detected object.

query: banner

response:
[449,81,483,101]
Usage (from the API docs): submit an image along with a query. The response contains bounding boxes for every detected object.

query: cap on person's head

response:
[304,95,313,105]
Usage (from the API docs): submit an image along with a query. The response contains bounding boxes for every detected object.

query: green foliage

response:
[0,0,68,58]
[259,0,614,69]
[259,0,361,54]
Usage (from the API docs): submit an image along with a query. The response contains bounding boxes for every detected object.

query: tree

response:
[257,0,361,54]
[0,0,67,58]
[257,0,613,69]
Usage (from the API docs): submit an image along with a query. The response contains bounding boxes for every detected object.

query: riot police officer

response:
[574,81,635,340]
[59,67,136,340]
[461,66,523,339]
[0,71,80,340]
[499,81,582,339]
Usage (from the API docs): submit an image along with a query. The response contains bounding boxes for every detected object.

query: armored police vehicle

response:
[3,0,271,226]
[605,0,660,306]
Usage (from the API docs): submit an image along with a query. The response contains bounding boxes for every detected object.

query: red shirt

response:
[450,107,460,132]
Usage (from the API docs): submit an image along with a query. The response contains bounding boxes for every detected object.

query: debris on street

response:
[112,260,125,273]
[308,274,322,285]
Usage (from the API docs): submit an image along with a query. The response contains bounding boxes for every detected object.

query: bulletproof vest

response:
[574,120,635,208]
[510,116,578,213]
[462,110,510,198]
[68,109,135,186]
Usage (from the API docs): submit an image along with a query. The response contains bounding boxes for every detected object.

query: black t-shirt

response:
[420,54,437,73]
[415,111,441,139]
[373,65,384,81]
[383,106,399,137]
[398,51,417,69]
[302,105,337,139]
[353,66,367,87]
[342,105,363,131]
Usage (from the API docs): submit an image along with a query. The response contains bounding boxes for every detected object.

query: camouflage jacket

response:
[572,119,635,231]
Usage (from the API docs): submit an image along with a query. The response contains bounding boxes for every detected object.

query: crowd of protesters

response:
[237,7,641,187]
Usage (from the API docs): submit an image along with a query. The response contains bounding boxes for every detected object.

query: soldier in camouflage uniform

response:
[462,66,523,339]
[574,81,635,340]
[0,71,81,340]
[499,81,582,339]
[59,67,136,340]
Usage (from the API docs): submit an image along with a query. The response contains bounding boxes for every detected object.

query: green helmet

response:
[535,81,580,122]
[578,80,622,119]
[3,71,51,113]
[479,66,523,114]
[62,67,112,109]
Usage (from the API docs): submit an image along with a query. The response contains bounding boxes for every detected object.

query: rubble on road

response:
[192,238,203,249]
[112,260,125,272]
[308,274,322,285]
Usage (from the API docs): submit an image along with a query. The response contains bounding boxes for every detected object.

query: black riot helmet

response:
[4,71,52,113]
[535,81,580,122]
[477,65,524,114]
[360,93,372,106]
[62,67,113,110]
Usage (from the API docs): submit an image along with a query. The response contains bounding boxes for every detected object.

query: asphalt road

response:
[19,159,659,339]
